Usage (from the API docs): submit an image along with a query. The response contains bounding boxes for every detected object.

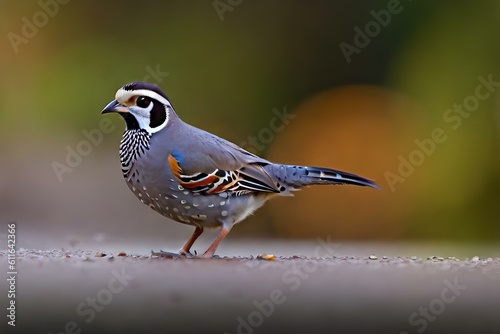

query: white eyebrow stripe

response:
[115,88,171,106]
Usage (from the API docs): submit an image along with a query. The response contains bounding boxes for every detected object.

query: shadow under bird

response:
[102,82,380,258]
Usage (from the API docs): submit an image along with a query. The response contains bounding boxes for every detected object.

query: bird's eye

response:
[136,96,151,108]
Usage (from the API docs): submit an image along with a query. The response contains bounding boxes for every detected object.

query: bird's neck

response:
[119,129,151,179]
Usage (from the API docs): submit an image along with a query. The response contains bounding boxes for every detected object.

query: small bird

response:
[102,82,379,258]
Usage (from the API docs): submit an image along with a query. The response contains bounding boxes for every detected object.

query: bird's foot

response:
[151,249,219,259]
[151,249,187,259]
[178,249,197,258]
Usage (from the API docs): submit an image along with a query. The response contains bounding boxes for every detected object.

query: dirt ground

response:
[1,243,500,334]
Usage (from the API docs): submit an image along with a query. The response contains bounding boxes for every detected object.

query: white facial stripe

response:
[130,101,154,128]
[115,86,171,134]
[146,105,170,133]
[127,104,170,134]
[115,88,171,107]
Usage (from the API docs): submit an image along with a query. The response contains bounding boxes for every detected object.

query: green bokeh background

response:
[1,0,499,247]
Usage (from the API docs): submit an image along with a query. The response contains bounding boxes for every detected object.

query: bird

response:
[102,82,380,258]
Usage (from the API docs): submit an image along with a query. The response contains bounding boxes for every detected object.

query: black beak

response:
[101,100,129,114]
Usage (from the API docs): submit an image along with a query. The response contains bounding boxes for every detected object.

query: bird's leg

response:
[202,224,232,258]
[151,227,203,258]
[179,226,203,256]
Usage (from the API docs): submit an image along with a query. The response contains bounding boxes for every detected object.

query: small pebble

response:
[95,252,106,258]
[118,252,127,257]
[368,255,378,260]
[471,256,480,262]
[257,253,276,261]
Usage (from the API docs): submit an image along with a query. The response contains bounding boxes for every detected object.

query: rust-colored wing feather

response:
[168,153,279,195]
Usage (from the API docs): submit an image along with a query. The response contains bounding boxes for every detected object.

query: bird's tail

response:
[265,164,380,191]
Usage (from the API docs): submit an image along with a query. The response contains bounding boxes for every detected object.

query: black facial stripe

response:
[121,113,140,130]
[149,102,167,128]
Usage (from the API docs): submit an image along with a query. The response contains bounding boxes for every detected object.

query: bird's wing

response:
[166,126,281,195]
[168,153,280,195]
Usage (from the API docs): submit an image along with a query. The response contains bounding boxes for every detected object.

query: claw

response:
[178,249,195,258]
[151,250,183,258]
[151,249,220,259]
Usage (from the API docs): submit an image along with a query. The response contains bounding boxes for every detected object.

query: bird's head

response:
[102,82,174,133]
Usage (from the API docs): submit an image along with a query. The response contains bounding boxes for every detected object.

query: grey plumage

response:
[265,164,380,189]
[102,82,379,257]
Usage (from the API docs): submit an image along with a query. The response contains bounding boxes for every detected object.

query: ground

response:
[1,242,500,334]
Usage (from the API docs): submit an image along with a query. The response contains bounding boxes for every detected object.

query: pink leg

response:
[202,226,231,258]
[179,226,203,256]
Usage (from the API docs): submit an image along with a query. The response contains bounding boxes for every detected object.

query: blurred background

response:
[0,0,499,252]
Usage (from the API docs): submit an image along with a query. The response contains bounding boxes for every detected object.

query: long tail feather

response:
[266,164,380,190]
